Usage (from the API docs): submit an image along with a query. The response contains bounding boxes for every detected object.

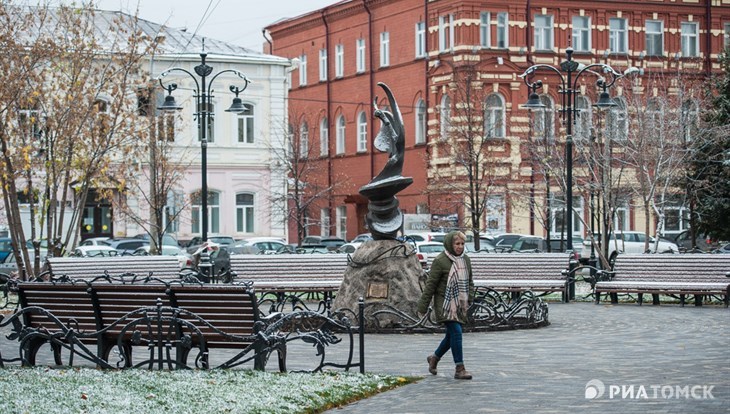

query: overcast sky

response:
[39,0,337,52]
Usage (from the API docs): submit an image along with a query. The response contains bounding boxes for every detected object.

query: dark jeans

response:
[434,321,463,365]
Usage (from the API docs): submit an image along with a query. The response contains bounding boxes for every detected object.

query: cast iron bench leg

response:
[680,294,686,307]
[637,293,643,306]
[652,294,660,305]
[694,295,703,307]
[610,293,618,304]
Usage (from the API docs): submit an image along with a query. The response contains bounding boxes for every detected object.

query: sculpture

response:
[358,82,413,240]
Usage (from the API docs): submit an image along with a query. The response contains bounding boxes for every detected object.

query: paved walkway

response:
[2,301,728,413]
[326,302,729,413]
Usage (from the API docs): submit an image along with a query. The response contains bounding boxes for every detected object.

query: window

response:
[357,112,367,152]
[496,12,509,48]
[681,100,698,142]
[300,122,309,157]
[646,98,663,130]
[335,44,344,78]
[725,23,730,49]
[319,49,327,81]
[613,198,630,232]
[415,22,426,58]
[609,18,627,54]
[534,15,553,51]
[681,22,699,57]
[192,191,220,234]
[484,94,505,138]
[356,38,366,73]
[572,16,590,52]
[665,199,689,233]
[336,206,347,240]
[551,195,584,236]
[574,96,591,140]
[336,115,346,154]
[415,99,426,144]
[236,193,255,233]
[439,14,454,52]
[480,12,491,47]
[645,21,663,57]
[320,208,331,237]
[164,190,182,233]
[156,113,176,142]
[197,101,215,143]
[439,95,451,140]
[486,195,506,233]
[380,32,390,67]
[237,103,254,144]
[607,97,628,141]
[320,117,329,156]
[298,54,307,86]
[533,95,554,141]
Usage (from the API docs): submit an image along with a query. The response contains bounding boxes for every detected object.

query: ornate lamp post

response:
[156,51,250,243]
[519,46,639,300]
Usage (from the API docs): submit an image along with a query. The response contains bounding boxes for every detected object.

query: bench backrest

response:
[612,254,730,283]
[229,254,350,284]
[47,256,182,281]
[467,253,571,280]
[16,282,260,346]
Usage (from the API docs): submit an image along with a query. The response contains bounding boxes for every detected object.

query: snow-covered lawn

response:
[0,367,415,413]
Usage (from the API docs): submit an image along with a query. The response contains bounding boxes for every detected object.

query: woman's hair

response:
[451,231,466,244]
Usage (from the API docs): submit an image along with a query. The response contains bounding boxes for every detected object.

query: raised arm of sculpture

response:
[371,82,405,183]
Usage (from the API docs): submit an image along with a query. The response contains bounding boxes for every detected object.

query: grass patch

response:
[0,367,418,413]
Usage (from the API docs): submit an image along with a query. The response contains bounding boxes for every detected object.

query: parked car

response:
[415,241,446,269]
[336,242,361,254]
[70,245,119,257]
[134,233,180,247]
[509,236,547,253]
[673,230,723,253]
[79,237,111,247]
[404,232,446,243]
[492,233,532,252]
[319,237,347,251]
[589,231,679,265]
[466,237,496,253]
[186,235,236,254]
[350,233,373,243]
[712,243,730,254]
[230,237,287,255]
[0,237,13,262]
[132,245,193,269]
[102,238,149,256]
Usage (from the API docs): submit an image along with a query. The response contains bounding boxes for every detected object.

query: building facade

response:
[267,0,730,243]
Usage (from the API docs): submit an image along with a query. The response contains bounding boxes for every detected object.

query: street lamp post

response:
[156,49,250,280]
[519,46,639,300]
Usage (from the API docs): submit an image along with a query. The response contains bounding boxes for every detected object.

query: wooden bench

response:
[45,256,184,282]
[432,253,572,302]
[594,254,730,306]
[11,281,284,369]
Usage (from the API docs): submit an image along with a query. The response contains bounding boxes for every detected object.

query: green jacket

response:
[417,252,475,324]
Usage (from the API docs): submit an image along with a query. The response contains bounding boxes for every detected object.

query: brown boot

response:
[454,364,472,380]
[427,354,440,375]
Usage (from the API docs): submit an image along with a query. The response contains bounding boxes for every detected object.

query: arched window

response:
[646,98,663,131]
[236,193,255,233]
[439,95,451,140]
[357,112,367,152]
[415,99,426,144]
[534,95,555,141]
[300,122,309,158]
[237,103,255,144]
[336,115,346,154]
[191,190,220,234]
[681,100,698,142]
[574,96,592,140]
[484,94,505,138]
[607,97,628,141]
[320,117,329,156]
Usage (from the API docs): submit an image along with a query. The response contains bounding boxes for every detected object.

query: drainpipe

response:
[705,0,712,78]
[322,9,334,228]
[526,0,534,67]
[262,29,272,55]
[526,0,535,235]
[364,0,375,181]
[424,0,432,210]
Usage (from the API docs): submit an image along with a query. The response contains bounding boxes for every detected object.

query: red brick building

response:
[267,0,730,243]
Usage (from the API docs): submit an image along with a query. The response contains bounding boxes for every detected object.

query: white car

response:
[132,245,193,269]
[590,231,679,264]
[71,245,119,257]
[415,242,446,269]
[230,237,287,255]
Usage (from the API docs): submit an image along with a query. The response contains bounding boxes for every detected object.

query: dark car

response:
[186,235,236,254]
[102,238,149,255]
[319,237,346,251]
[673,230,723,253]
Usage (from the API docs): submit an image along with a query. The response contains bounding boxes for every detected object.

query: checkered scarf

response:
[442,250,469,321]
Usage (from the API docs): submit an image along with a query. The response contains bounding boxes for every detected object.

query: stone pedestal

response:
[332,240,423,329]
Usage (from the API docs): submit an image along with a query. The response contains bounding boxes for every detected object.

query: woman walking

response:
[417,231,475,380]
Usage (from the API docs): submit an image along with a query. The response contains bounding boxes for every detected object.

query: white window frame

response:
[608,97,628,141]
[192,191,220,235]
[645,20,663,57]
[357,111,367,153]
[415,99,426,144]
[681,22,699,57]
[335,44,344,78]
[236,193,255,234]
[356,38,366,73]
[336,115,346,154]
[320,208,331,237]
[534,14,553,51]
[550,195,584,236]
[439,14,454,52]
[534,95,555,141]
[480,12,491,48]
[486,195,506,233]
[572,16,590,52]
[415,22,426,58]
[236,103,255,144]
[336,206,347,240]
[574,96,592,141]
[319,49,328,81]
[298,54,307,86]
[197,99,217,144]
[609,18,628,54]
[496,12,509,48]
[380,32,390,67]
[299,122,309,158]
[725,23,730,49]
[439,95,451,141]
[484,94,505,138]
[320,117,329,156]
